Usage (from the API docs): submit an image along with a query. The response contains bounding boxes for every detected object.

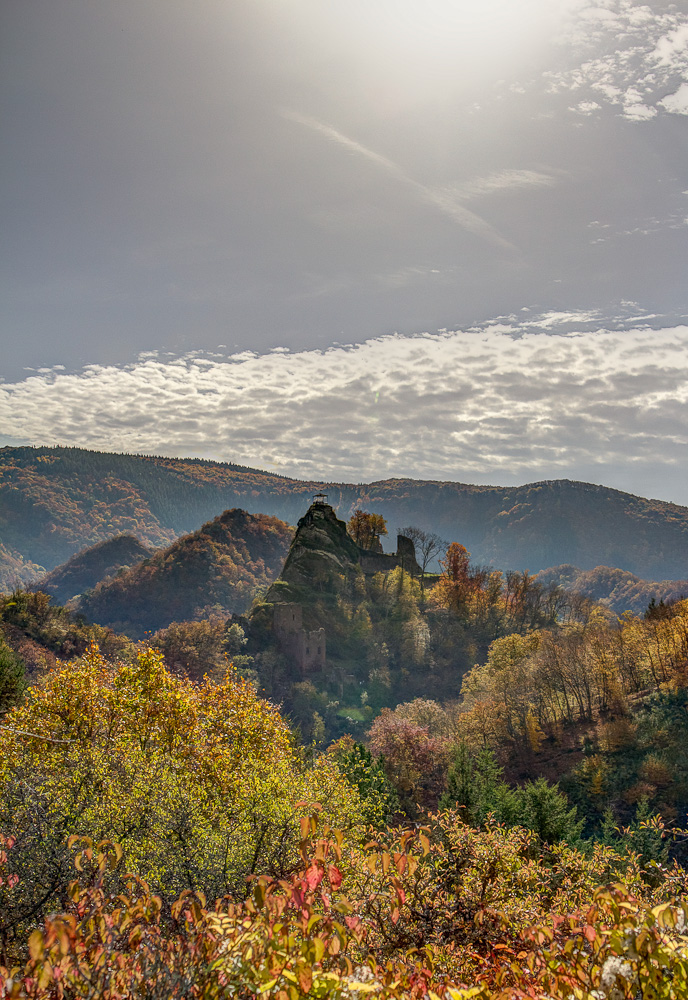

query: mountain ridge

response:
[1,446,687,583]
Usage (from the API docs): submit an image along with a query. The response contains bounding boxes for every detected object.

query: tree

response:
[516,777,584,845]
[0,638,24,716]
[367,708,450,814]
[151,616,227,681]
[431,542,476,612]
[0,644,364,950]
[329,736,399,826]
[347,510,388,550]
[399,526,446,588]
[439,742,476,820]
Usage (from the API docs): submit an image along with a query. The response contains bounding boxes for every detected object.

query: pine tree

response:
[440,742,477,821]
[0,637,24,715]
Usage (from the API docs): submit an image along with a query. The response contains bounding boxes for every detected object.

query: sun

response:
[372,0,562,63]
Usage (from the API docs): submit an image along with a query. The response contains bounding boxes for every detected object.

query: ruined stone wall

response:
[358,534,421,576]
[273,602,303,635]
[291,628,326,672]
[271,602,325,674]
[359,551,401,574]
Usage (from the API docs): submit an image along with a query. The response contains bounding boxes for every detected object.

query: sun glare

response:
[275,0,569,108]
[376,0,562,66]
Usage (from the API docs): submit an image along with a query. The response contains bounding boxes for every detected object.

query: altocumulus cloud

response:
[1,320,688,495]
[547,1,688,122]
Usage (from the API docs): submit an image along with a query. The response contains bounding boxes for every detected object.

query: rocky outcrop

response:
[273,500,361,590]
[270,499,421,596]
[259,499,421,675]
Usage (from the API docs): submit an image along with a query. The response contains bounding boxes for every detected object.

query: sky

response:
[1,0,688,502]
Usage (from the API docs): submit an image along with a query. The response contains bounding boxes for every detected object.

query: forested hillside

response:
[3,614,688,997]
[75,508,293,636]
[537,563,688,615]
[0,540,43,592]
[35,534,153,605]
[2,445,688,583]
[3,501,688,996]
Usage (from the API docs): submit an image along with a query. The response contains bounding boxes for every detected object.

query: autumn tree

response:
[367,708,450,813]
[347,509,388,550]
[0,644,364,950]
[151,615,228,681]
[431,542,477,612]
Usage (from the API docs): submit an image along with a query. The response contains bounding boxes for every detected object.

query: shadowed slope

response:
[77,509,293,637]
[35,535,153,605]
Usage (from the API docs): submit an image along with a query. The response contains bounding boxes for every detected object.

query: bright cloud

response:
[545,1,688,121]
[1,316,687,495]
[659,82,688,115]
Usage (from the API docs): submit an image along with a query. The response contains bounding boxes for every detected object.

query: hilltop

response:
[2,445,688,583]
[76,508,293,637]
[35,534,153,606]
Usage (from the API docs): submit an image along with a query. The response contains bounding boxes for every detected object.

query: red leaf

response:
[306,865,323,890]
[328,865,342,889]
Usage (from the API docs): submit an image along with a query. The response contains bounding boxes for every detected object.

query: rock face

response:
[273,500,362,591]
[261,499,421,676]
[270,499,421,596]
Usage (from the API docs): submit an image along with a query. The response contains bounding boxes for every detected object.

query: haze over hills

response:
[35,534,153,606]
[75,508,293,637]
[536,564,688,617]
[2,445,688,585]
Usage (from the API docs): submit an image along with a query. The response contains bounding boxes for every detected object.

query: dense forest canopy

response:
[537,563,688,616]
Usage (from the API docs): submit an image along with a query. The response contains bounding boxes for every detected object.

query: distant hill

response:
[2,445,688,582]
[537,564,688,616]
[76,508,293,637]
[0,540,44,593]
[35,535,153,606]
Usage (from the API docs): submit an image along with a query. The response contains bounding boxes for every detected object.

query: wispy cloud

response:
[283,111,515,250]
[447,169,557,201]
[2,313,688,501]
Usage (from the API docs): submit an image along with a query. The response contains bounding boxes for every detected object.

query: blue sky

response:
[1,1,687,501]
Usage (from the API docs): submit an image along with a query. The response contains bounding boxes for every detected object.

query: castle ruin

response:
[267,496,421,674]
[272,602,326,674]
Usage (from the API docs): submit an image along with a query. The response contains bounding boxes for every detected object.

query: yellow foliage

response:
[576,754,609,798]
[0,644,363,900]
[596,716,637,752]
[525,710,545,752]
[639,754,672,787]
